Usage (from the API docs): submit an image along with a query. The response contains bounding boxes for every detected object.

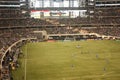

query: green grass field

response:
[12,40,120,80]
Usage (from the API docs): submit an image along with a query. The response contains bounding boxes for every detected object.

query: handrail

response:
[0,39,25,69]
[0,38,37,69]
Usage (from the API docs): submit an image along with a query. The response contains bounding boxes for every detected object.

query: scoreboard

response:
[29,0,87,18]
[30,10,87,18]
[29,0,81,8]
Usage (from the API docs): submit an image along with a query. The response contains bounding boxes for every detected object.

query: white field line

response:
[25,45,28,80]
[62,72,119,80]
[81,72,115,78]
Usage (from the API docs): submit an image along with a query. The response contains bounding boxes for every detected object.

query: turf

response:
[12,40,120,80]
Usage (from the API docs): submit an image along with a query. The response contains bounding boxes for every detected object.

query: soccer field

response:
[12,40,120,80]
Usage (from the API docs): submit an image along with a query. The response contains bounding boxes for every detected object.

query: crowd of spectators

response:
[0,18,53,27]
[0,17,120,27]
[0,8,120,80]
[0,10,24,18]
[0,28,34,48]
[0,13,23,19]
[0,26,120,49]
[27,18,52,26]
[0,28,35,80]
[0,26,119,52]
[0,27,80,51]
[58,17,120,25]
[0,1,119,79]
[95,9,120,17]
[1,41,25,80]
[83,27,120,37]
[0,26,120,80]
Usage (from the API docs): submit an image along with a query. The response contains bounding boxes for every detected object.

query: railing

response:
[0,39,25,69]
[0,38,37,69]
[0,38,37,80]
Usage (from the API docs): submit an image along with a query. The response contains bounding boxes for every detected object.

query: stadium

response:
[0,0,120,80]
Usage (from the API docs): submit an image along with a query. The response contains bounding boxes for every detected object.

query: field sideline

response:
[12,40,120,80]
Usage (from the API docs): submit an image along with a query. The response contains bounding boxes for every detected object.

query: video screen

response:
[29,0,85,8]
